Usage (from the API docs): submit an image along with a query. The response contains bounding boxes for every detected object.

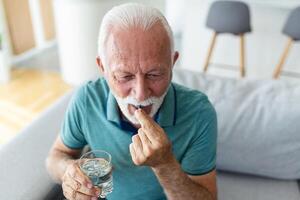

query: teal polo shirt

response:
[61,77,217,200]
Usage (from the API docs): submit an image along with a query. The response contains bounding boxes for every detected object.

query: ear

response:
[96,56,105,75]
[172,51,179,68]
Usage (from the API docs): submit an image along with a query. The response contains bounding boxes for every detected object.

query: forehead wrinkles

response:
[109,26,170,57]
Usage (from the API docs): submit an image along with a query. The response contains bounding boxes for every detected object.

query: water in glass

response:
[81,158,113,198]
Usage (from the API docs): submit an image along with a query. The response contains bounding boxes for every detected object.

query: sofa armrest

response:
[0,91,73,200]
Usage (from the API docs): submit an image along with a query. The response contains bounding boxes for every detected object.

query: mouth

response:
[134,105,145,109]
[128,104,152,115]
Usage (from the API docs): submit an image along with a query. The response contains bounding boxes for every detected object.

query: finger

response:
[138,129,153,156]
[129,143,135,161]
[132,134,146,161]
[132,134,144,153]
[129,143,139,165]
[63,182,98,200]
[135,109,164,141]
[134,109,157,129]
[69,162,93,188]
[62,181,73,199]
[138,128,152,147]
[65,172,100,197]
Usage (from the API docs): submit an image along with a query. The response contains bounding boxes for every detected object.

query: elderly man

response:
[46,3,217,200]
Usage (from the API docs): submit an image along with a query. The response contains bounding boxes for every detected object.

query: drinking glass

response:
[79,150,113,199]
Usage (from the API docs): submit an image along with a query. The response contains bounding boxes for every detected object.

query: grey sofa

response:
[0,69,299,200]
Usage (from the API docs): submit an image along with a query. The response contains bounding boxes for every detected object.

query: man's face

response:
[99,23,178,124]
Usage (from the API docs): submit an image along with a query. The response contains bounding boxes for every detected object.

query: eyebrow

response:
[113,70,131,74]
[113,67,166,75]
[147,68,166,73]
[113,71,137,77]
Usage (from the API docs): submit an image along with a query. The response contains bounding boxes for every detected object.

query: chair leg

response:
[203,32,217,73]
[239,34,246,77]
[273,37,294,79]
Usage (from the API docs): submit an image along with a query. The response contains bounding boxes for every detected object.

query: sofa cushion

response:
[0,91,73,200]
[172,69,300,180]
[217,170,300,200]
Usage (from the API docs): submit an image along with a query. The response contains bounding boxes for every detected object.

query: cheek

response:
[149,78,171,96]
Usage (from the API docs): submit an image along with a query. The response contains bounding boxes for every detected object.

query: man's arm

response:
[152,159,217,200]
[46,136,81,183]
[46,136,100,200]
[130,109,217,200]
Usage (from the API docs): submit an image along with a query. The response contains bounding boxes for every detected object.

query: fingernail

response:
[134,110,139,116]
[87,183,93,189]
[137,108,142,113]
[95,190,101,196]
[91,197,97,200]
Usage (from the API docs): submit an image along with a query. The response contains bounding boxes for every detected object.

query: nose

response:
[133,76,149,102]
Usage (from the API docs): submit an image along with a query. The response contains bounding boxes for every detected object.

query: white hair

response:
[98,3,174,66]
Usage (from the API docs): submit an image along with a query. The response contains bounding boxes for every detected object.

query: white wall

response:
[0,0,11,83]
[53,0,165,85]
[179,0,300,80]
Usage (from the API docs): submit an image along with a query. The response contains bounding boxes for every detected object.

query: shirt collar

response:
[106,83,176,127]
[156,84,176,127]
[107,92,121,124]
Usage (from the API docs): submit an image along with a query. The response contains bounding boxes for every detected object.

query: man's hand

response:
[129,109,175,168]
[61,161,101,200]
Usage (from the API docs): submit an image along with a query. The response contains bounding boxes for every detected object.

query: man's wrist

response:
[59,158,76,182]
[151,155,180,174]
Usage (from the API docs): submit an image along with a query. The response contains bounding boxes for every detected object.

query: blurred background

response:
[0,0,300,146]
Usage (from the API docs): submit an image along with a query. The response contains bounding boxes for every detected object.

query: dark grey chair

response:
[273,6,300,79]
[203,0,251,77]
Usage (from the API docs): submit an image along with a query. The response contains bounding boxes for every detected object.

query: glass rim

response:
[79,149,112,163]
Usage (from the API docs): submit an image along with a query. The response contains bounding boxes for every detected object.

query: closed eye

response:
[121,75,134,80]
[114,74,134,82]
[146,73,163,80]
[123,75,134,79]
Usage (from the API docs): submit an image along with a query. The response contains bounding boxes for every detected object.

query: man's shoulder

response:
[77,77,108,95]
[72,77,109,105]
[85,77,108,92]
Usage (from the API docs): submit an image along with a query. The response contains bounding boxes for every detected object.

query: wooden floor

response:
[0,68,71,145]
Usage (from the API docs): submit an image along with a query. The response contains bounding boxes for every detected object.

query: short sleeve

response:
[60,86,88,149]
[181,102,217,175]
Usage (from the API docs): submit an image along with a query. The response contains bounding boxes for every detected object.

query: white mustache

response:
[110,87,169,124]
[117,96,160,107]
